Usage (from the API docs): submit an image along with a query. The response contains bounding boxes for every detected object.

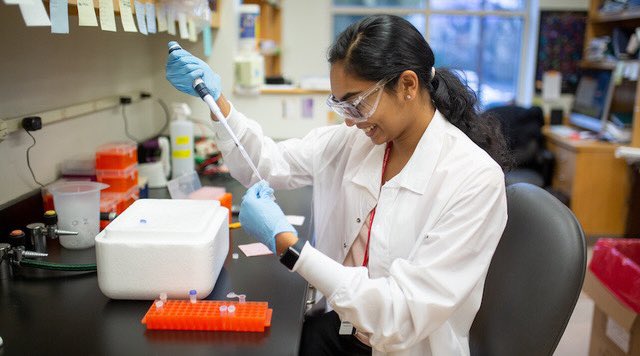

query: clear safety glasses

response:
[326,77,393,122]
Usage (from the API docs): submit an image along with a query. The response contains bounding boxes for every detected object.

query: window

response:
[332,0,535,108]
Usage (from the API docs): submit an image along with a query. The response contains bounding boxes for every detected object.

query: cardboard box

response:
[584,270,640,355]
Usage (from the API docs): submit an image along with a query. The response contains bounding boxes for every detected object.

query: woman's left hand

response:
[239,180,297,253]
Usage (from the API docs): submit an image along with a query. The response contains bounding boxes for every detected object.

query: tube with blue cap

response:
[168,42,264,182]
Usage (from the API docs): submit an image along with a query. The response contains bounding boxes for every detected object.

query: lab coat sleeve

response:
[209,103,347,190]
[292,168,508,352]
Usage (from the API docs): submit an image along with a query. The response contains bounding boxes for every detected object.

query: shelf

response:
[579,60,618,70]
[591,9,640,23]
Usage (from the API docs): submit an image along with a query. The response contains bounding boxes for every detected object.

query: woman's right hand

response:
[165,41,222,100]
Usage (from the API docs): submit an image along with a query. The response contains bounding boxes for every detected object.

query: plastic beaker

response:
[48,181,109,249]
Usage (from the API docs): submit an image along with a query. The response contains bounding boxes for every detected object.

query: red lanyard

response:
[362,141,393,267]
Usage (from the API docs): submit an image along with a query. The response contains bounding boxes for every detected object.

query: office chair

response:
[483,105,554,187]
[469,183,586,356]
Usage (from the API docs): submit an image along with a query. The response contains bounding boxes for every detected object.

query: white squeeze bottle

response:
[170,103,195,179]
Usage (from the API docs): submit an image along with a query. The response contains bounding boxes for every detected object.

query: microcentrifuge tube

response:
[219,305,228,315]
[155,300,164,310]
[189,289,197,304]
[227,305,236,314]
[227,292,246,303]
[232,253,239,259]
[159,292,167,303]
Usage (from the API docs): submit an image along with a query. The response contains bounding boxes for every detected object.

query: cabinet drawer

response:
[549,143,576,196]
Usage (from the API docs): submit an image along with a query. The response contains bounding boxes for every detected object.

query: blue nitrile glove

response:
[165,41,222,100]
[239,180,297,253]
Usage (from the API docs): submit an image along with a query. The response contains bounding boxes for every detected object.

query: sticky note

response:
[98,0,116,31]
[238,243,273,257]
[145,2,156,33]
[187,19,197,42]
[18,0,51,26]
[167,8,176,35]
[286,215,305,226]
[4,0,31,4]
[134,0,147,35]
[178,12,188,39]
[156,3,167,32]
[118,0,137,32]
[203,25,212,57]
[77,0,98,26]
[49,0,69,33]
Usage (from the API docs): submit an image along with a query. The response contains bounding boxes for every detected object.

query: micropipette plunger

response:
[168,42,263,182]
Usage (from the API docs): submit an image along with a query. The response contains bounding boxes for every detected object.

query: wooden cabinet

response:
[585,0,640,146]
[244,0,282,77]
[544,128,630,236]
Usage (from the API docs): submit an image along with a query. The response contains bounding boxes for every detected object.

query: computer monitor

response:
[569,68,615,133]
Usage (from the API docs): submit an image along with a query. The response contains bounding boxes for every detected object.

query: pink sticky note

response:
[238,243,273,257]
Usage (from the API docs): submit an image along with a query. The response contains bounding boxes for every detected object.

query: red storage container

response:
[95,142,137,170]
[96,164,138,193]
[589,238,640,313]
[102,185,139,214]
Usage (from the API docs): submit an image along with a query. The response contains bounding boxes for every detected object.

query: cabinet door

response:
[548,142,576,197]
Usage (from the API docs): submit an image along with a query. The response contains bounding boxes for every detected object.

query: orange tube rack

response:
[141,300,272,332]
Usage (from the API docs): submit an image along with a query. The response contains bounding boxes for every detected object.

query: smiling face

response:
[329,61,414,145]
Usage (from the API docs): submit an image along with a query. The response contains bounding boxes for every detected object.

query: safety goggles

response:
[326,77,393,122]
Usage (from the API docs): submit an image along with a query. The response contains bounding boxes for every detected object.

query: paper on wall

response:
[203,25,212,57]
[542,71,561,101]
[118,0,138,32]
[187,19,197,42]
[167,7,176,35]
[178,12,188,39]
[77,0,98,26]
[50,0,69,33]
[156,3,167,32]
[98,0,116,31]
[145,2,156,33]
[18,0,51,26]
[134,0,147,35]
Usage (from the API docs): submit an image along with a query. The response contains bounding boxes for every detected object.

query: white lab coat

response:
[211,104,508,356]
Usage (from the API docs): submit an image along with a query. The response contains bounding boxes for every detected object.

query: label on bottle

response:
[175,136,190,145]
[172,150,192,159]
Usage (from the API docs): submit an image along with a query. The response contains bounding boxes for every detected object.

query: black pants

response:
[299,311,372,356]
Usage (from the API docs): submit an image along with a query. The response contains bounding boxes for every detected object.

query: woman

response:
[166,15,509,356]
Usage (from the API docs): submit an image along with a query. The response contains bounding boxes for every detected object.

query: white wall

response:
[0,4,173,205]
[0,0,332,205]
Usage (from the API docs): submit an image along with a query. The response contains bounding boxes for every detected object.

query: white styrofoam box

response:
[95,199,229,300]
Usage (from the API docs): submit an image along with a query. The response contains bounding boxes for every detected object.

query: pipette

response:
[168,42,264,182]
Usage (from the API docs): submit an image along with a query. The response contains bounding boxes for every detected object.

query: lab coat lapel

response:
[350,143,386,200]
[395,110,446,194]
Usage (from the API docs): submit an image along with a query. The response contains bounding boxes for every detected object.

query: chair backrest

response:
[484,105,544,166]
[470,183,586,356]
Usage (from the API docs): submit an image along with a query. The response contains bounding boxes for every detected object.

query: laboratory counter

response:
[0,175,312,356]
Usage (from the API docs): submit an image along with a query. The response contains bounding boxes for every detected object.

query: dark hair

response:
[328,15,512,171]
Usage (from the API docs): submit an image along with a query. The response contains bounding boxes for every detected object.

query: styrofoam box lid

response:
[102,199,224,243]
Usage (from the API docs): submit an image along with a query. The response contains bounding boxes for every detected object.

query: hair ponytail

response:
[429,68,512,170]
[329,14,512,171]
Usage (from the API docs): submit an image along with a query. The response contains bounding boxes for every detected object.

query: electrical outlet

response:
[0,120,8,142]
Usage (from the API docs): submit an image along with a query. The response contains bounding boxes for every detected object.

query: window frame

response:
[330,1,539,107]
